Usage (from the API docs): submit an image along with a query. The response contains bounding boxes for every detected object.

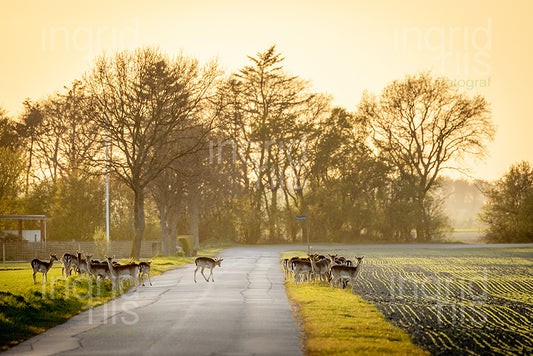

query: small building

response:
[0,215,48,243]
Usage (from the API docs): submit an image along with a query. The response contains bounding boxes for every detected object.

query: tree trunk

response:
[190,187,200,254]
[269,187,279,240]
[167,197,181,255]
[159,200,169,256]
[131,187,145,259]
[415,196,428,242]
[247,191,262,244]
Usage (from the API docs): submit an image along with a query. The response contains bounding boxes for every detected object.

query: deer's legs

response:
[200,267,210,282]
[330,276,337,289]
[194,266,199,283]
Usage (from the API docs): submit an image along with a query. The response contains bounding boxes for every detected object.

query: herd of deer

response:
[30,252,152,289]
[31,251,360,292]
[30,253,224,288]
[282,253,365,293]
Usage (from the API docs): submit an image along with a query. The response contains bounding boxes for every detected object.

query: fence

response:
[1,240,162,262]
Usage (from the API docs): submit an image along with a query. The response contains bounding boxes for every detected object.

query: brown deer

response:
[194,257,223,283]
[292,258,312,286]
[86,254,111,281]
[309,254,331,285]
[330,256,364,293]
[31,254,59,284]
[61,252,78,278]
[105,256,139,290]
[139,261,152,286]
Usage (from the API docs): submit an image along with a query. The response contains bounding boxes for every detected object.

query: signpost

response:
[296,216,310,254]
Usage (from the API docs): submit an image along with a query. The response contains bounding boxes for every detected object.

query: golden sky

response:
[1,0,532,181]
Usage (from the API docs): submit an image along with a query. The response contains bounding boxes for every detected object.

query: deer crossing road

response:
[5,246,302,356]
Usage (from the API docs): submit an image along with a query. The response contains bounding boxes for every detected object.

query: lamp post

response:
[105,107,110,244]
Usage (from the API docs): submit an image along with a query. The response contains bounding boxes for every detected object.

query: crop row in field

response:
[310,248,533,355]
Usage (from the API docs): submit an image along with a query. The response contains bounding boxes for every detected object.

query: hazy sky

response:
[1,0,532,181]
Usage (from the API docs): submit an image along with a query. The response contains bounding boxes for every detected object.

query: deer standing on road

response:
[194,257,223,283]
[31,254,59,284]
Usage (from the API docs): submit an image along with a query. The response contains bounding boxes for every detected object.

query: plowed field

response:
[315,248,533,355]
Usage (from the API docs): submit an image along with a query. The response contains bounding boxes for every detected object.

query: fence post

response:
[2,243,5,263]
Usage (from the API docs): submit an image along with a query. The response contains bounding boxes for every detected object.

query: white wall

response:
[2,230,42,242]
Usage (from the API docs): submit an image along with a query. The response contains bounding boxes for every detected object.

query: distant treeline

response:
[0,46,529,255]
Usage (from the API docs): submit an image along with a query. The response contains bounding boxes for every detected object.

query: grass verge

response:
[282,251,428,356]
[0,247,222,351]
[285,283,428,356]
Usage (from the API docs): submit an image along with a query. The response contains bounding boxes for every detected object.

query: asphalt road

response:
[5,246,302,356]
[5,243,533,356]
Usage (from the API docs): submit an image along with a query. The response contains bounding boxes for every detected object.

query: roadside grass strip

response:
[285,282,428,355]
[0,248,221,351]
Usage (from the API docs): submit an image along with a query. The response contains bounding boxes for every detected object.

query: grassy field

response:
[0,248,221,351]
[283,247,533,355]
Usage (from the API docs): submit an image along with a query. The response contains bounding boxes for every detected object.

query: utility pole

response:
[105,107,110,244]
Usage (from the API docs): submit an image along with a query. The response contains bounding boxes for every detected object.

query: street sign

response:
[296,216,310,254]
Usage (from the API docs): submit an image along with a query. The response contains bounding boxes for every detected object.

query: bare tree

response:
[86,47,221,258]
[480,161,533,243]
[19,100,43,193]
[31,81,100,182]
[358,72,495,240]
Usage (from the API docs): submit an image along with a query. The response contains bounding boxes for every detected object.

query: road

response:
[5,246,302,356]
[5,243,533,356]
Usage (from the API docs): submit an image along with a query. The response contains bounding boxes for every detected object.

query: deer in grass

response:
[139,261,152,286]
[105,256,139,290]
[61,252,79,278]
[75,251,91,278]
[308,254,331,285]
[194,257,223,283]
[330,256,364,293]
[284,256,301,280]
[281,258,290,279]
[292,258,312,286]
[85,254,111,282]
[31,254,59,284]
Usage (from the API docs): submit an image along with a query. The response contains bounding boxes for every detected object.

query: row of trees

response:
[3,45,526,257]
[480,161,533,243]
